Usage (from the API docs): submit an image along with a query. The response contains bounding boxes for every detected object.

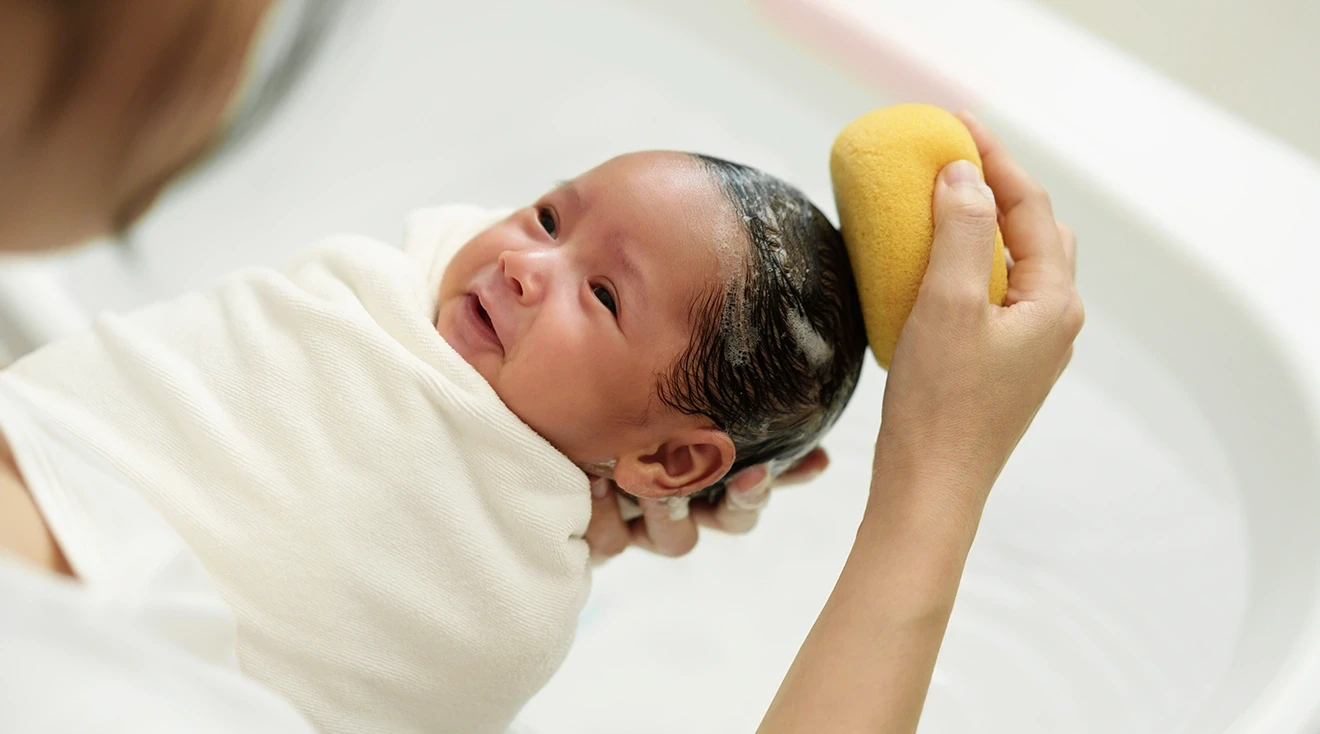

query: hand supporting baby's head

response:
[435,151,865,500]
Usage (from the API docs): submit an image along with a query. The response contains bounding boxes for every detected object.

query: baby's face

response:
[435,152,742,468]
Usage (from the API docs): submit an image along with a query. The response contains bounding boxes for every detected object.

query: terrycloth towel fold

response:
[3,205,592,734]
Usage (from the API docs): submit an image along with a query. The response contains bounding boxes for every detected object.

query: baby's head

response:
[437,151,865,499]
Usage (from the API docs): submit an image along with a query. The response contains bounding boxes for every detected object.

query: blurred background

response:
[4,1,1317,733]
[6,0,1316,343]
[1043,0,1319,160]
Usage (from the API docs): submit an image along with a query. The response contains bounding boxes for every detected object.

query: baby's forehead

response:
[575,152,723,214]
[582,161,747,262]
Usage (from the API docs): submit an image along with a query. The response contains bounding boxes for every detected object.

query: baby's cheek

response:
[503,387,594,464]
[512,340,618,458]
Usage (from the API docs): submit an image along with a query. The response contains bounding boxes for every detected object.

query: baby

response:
[0,151,865,733]
[426,151,864,499]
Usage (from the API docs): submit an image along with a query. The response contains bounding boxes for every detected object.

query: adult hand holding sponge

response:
[830,104,1009,368]
[760,106,1083,734]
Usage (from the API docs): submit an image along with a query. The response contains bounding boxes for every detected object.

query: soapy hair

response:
[660,154,867,500]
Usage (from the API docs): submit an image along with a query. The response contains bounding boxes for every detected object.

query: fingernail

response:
[590,478,609,499]
[944,159,983,188]
[728,478,771,511]
[728,489,769,512]
[729,465,768,494]
[943,160,995,206]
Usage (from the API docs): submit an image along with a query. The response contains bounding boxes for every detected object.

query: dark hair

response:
[661,154,867,500]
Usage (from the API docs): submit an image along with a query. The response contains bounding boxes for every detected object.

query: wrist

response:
[871,426,997,510]
[862,453,991,557]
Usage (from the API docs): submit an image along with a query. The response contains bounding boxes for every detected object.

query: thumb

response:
[926,160,998,298]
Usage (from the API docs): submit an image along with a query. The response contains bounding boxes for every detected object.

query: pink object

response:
[751,0,983,111]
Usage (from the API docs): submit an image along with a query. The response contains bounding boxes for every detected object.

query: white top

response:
[0,558,319,734]
[2,205,592,734]
[0,386,317,733]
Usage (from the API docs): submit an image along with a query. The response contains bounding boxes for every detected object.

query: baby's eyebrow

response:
[617,246,643,291]
[559,179,586,213]
[603,230,646,306]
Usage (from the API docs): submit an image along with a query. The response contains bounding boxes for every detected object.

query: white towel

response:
[2,205,593,734]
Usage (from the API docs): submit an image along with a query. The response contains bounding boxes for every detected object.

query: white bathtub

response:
[11,0,1320,731]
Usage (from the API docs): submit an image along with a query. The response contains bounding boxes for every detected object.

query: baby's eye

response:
[537,207,558,239]
[592,284,618,316]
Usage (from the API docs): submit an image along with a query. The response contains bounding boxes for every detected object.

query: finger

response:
[691,500,757,534]
[1058,221,1077,278]
[585,478,631,561]
[776,447,829,486]
[630,497,698,557]
[957,112,1069,281]
[958,112,1055,221]
[724,464,769,495]
[926,160,998,299]
[693,479,771,534]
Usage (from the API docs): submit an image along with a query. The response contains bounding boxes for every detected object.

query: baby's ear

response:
[613,429,735,499]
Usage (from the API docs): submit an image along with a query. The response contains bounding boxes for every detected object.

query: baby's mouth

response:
[468,291,504,351]
[475,299,494,332]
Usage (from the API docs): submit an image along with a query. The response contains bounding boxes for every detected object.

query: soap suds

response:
[786,308,832,368]
[774,241,808,290]
[579,458,617,478]
[664,496,691,521]
[720,281,757,367]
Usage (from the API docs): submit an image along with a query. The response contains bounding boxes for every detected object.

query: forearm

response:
[758,465,986,734]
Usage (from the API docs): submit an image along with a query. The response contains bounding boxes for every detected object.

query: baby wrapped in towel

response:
[0,151,866,733]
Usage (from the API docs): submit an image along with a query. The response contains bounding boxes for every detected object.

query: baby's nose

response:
[498,249,548,304]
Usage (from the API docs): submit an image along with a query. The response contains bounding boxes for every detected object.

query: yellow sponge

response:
[830,104,1008,369]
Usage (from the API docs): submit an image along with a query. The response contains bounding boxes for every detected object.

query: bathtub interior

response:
[25,0,1320,732]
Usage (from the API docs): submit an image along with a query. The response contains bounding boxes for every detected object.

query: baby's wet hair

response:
[659,154,867,500]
